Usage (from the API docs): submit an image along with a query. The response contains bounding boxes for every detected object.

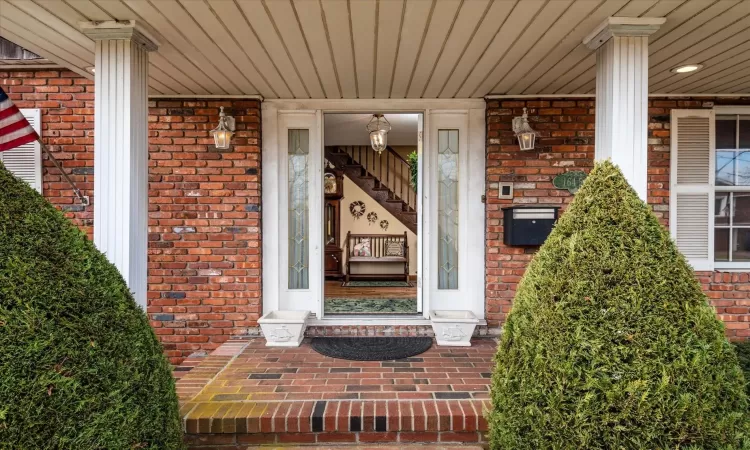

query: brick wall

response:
[147,99,262,364]
[486,97,750,339]
[0,69,94,236]
[2,70,262,364]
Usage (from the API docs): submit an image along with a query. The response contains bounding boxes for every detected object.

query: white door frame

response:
[262,99,486,320]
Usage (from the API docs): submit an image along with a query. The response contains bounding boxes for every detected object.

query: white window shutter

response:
[0,109,42,192]
[670,109,714,271]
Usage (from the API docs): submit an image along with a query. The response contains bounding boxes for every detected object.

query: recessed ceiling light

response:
[671,64,703,74]
[85,66,95,74]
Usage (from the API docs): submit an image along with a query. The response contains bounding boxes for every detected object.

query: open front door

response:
[423,109,485,318]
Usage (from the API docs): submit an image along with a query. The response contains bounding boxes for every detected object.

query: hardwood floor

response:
[324,280,417,299]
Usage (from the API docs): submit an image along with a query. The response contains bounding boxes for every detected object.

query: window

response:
[437,129,459,289]
[671,108,750,270]
[714,114,750,263]
[288,129,309,289]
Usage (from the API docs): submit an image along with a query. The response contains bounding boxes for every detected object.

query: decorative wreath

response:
[349,201,366,219]
[380,220,389,231]
[367,211,378,225]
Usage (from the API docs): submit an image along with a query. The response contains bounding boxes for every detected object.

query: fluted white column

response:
[584,17,665,201]
[80,21,158,308]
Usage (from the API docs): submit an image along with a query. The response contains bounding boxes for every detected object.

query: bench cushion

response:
[348,256,407,263]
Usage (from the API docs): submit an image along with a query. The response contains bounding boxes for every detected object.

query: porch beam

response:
[80,21,158,308]
[583,17,665,201]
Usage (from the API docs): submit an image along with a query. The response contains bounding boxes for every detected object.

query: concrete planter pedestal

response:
[430,310,478,346]
[258,310,310,347]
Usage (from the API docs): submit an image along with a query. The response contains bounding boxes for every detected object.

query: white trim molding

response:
[484,94,750,99]
[262,99,486,322]
[79,20,159,52]
[583,17,666,50]
[585,16,665,201]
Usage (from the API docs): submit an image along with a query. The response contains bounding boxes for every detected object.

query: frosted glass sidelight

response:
[438,129,459,289]
[288,129,309,289]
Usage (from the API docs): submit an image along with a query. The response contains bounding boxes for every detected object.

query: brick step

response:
[178,339,496,448]
[246,446,485,449]
[184,399,487,448]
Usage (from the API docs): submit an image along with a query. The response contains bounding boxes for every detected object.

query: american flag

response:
[0,85,39,152]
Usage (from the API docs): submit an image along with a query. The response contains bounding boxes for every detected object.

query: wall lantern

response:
[211,106,235,150]
[366,114,391,156]
[512,107,538,151]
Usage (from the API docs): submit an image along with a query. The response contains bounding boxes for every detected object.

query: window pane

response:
[740,116,750,148]
[737,151,750,186]
[288,129,309,289]
[716,115,737,149]
[732,228,750,262]
[438,129,459,290]
[733,192,750,226]
[715,192,730,225]
[716,151,736,186]
[715,228,730,262]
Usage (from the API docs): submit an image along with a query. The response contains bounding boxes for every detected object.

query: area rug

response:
[341,280,412,287]
[324,297,417,315]
[311,337,433,361]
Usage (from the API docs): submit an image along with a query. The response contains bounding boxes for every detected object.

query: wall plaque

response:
[553,171,587,194]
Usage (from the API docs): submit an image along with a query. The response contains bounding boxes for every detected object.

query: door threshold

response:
[309,317,488,326]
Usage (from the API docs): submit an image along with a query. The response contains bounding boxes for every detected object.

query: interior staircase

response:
[325,145,417,234]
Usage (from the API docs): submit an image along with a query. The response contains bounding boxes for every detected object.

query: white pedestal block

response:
[430,310,478,347]
[259,310,310,347]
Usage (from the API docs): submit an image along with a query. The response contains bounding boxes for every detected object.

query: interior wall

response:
[339,176,418,276]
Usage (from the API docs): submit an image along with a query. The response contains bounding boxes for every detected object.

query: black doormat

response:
[310,337,433,361]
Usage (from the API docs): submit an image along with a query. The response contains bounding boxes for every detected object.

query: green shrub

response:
[489,161,749,449]
[0,163,183,449]
[408,150,418,192]
[735,341,750,398]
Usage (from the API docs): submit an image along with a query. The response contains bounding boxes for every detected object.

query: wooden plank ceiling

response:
[1,0,749,97]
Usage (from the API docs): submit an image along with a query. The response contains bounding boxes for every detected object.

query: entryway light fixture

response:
[512,108,537,151]
[671,64,703,74]
[211,106,235,150]
[366,114,391,155]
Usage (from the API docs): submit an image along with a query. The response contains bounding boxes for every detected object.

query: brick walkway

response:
[176,338,496,448]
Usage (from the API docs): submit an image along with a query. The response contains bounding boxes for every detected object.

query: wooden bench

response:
[345,232,409,283]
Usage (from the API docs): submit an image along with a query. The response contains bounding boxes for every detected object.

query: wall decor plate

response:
[367,211,378,225]
[380,220,389,231]
[349,201,366,219]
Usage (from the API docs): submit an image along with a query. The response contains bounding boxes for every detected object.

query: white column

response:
[584,17,665,201]
[80,21,158,308]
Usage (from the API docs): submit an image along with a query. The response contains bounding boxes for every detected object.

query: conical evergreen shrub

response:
[0,163,183,449]
[489,161,749,449]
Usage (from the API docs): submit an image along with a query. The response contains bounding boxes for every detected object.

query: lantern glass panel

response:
[518,132,535,151]
[214,130,233,149]
[370,130,387,154]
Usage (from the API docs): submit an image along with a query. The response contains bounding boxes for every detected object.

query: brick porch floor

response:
[175,338,496,448]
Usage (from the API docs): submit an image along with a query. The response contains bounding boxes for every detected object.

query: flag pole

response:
[36,136,90,206]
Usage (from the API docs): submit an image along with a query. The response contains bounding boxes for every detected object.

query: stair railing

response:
[339,145,416,211]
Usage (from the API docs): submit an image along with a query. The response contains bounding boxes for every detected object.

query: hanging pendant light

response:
[366,114,391,155]
[512,107,538,151]
[211,106,235,150]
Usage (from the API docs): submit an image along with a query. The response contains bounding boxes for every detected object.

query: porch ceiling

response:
[1,0,749,98]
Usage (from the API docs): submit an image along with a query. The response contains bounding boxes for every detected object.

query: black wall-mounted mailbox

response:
[502,206,560,246]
